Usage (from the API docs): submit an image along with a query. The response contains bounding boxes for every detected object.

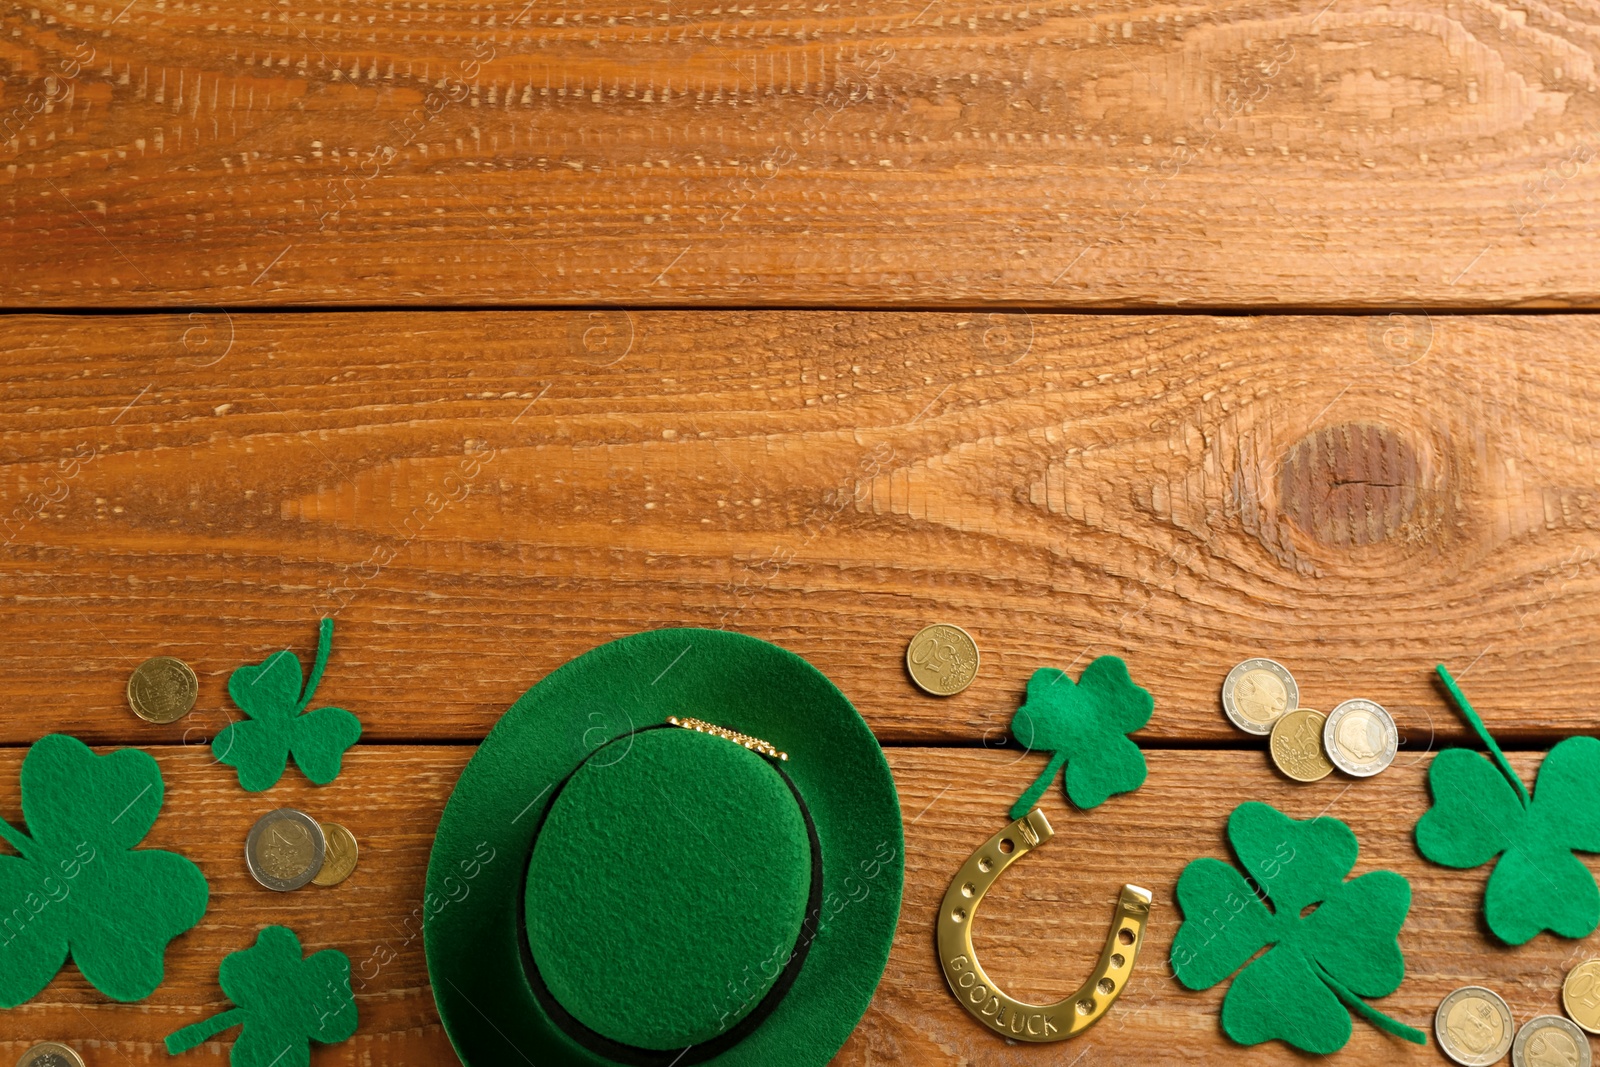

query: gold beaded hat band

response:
[666,716,789,761]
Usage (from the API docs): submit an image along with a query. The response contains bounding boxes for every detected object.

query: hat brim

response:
[424,628,905,1067]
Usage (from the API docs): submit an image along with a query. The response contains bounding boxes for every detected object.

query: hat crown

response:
[524,725,814,1052]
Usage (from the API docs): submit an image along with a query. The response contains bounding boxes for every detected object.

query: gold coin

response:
[16,1043,86,1067]
[1269,709,1334,783]
[127,655,198,724]
[905,624,980,697]
[312,822,360,886]
[1564,959,1600,1034]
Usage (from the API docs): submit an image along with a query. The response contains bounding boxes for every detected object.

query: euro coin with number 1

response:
[1269,709,1334,783]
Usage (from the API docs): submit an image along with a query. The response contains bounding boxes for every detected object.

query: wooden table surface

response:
[5,2,1600,1064]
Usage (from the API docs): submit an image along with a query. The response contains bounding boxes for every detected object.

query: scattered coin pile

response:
[1436,962,1600,1067]
[1221,658,1399,782]
[906,623,980,697]
[16,1043,85,1067]
[127,655,199,724]
[245,808,359,892]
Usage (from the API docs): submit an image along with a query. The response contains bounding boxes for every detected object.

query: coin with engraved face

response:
[1565,959,1600,1035]
[905,624,980,697]
[245,808,326,892]
[1436,986,1515,1067]
[16,1043,87,1067]
[1222,658,1298,735]
[1514,1015,1591,1067]
[127,655,199,724]
[1323,698,1399,777]
[1269,709,1334,782]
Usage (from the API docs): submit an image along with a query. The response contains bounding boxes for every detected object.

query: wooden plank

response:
[4,0,1600,307]
[1,746,1584,1065]
[4,311,1600,746]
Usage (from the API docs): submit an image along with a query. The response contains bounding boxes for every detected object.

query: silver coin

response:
[16,1044,86,1067]
[1323,698,1399,777]
[245,808,326,892]
[1221,658,1298,735]
[1436,986,1515,1067]
[1514,1014,1591,1067]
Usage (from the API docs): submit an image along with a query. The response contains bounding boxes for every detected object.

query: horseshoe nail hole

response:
[1110,953,1125,969]
[1098,978,1116,996]
[952,908,966,923]
[978,857,993,873]
[998,838,1015,854]
[961,882,976,898]
[1076,999,1095,1016]
[1117,928,1135,946]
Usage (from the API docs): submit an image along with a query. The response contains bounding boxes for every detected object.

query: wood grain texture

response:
[4,311,1600,747]
[2,746,1591,1065]
[6,0,1600,306]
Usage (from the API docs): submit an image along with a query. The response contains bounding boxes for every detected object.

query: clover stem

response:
[165,1008,247,1054]
[1435,664,1530,809]
[1008,750,1068,821]
[1315,963,1427,1046]
[0,816,32,859]
[296,617,335,714]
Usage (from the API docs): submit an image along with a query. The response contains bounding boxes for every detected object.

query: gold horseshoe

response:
[937,808,1153,1042]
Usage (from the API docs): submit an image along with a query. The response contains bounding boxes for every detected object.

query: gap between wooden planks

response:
[3,0,1600,306]
[0,745,1588,1065]
[1,312,1598,747]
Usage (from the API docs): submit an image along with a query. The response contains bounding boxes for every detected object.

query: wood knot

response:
[1278,423,1421,546]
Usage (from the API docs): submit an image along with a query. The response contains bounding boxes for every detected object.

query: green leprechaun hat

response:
[424,628,905,1067]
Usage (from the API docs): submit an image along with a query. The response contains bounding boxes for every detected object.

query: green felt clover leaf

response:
[0,734,209,1007]
[1008,656,1153,819]
[1416,665,1600,945]
[166,925,358,1067]
[1171,801,1425,1054]
[214,619,361,791]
